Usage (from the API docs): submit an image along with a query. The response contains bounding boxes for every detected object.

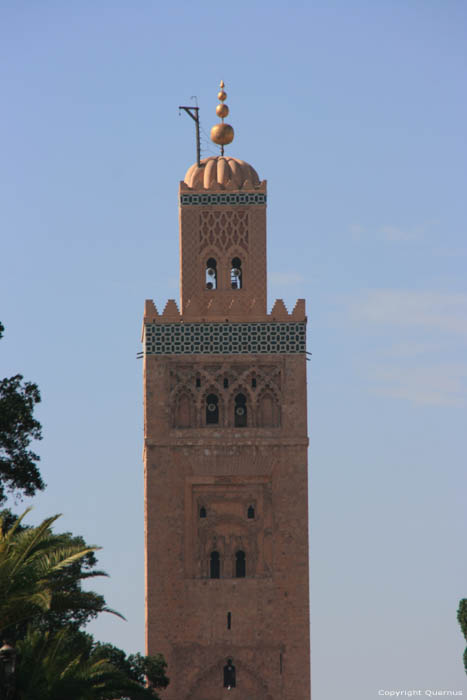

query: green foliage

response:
[457,599,467,674]
[15,626,163,700]
[0,508,121,634]
[0,323,44,503]
[0,509,99,634]
[0,323,169,697]
[92,642,169,692]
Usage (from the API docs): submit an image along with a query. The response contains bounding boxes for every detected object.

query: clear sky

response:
[1,2,466,698]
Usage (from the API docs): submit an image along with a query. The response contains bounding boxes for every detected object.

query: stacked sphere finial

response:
[210,80,234,151]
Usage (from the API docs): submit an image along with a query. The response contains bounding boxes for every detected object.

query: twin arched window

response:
[204,393,248,427]
[205,257,243,290]
[209,550,246,579]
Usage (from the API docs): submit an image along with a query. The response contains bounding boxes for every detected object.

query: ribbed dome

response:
[184,156,260,190]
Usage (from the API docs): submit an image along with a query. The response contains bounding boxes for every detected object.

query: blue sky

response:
[1,2,466,698]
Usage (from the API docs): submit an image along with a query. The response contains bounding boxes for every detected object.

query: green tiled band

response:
[144,321,306,355]
[180,193,267,206]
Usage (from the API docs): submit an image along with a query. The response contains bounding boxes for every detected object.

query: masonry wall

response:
[144,352,310,700]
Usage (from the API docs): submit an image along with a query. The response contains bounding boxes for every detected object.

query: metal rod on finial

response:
[179,105,201,167]
[210,80,234,156]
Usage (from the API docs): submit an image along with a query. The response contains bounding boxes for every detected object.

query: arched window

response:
[235,550,246,578]
[206,258,217,290]
[199,506,207,518]
[231,257,242,289]
[175,393,191,428]
[210,550,220,579]
[247,505,255,519]
[206,394,219,425]
[259,392,279,427]
[234,393,247,427]
[224,659,236,688]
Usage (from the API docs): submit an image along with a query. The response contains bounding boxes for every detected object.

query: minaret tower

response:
[143,83,311,700]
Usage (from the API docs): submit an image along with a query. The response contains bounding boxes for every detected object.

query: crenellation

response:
[145,297,305,323]
[161,299,181,320]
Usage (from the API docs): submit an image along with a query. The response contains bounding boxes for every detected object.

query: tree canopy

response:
[457,599,467,674]
[0,323,169,697]
[0,322,44,503]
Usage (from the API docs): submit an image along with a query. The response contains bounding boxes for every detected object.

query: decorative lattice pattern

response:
[180,193,266,206]
[144,322,306,355]
[199,211,248,253]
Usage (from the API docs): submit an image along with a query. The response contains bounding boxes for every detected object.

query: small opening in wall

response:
[235,550,246,578]
[247,505,255,519]
[251,377,257,389]
[210,551,220,579]
[206,394,219,425]
[227,612,231,630]
[231,257,242,289]
[234,393,247,427]
[196,377,201,388]
[199,506,206,518]
[224,377,229,388]
[206,258,217,290]
[224,660,236,688]
[280,652,283,674]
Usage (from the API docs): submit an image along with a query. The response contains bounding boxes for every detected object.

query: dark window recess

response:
[210,551,220,579]
[280,652,283,674]
[206,394,219,425]
[231,257,242,289]
[224,377,229,388]
[206,258,217,290]
[196,377,201,388]
[247,505,255,519]
[251,377,257,388]
[235,550,246,578]
[199,506,207,518]
[224,660,236,688]
[234,393,247,427]
[227,612,231,630]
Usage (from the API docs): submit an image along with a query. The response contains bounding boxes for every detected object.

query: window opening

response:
[235,550,246,578]
[196,377,201,388]
[210,551,220,579]
[223,377,229,388]
[224,660,236,688]
[206,394,219,425]
[280,652,283,674]
[206,258,217,290]
[247,505,255,519]
[230,257,242,289]
[234,393,247,427]
[227,612,231,630]
[251,377,257,389]
[199,506,207,518]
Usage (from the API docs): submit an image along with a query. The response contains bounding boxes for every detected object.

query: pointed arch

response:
[226,247,248,290]
[228,384,254,427]
[173,390,194,428]
[202,386,224,427]
[257,389,280,427]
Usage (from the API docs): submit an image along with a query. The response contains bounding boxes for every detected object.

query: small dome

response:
[184,156,260,190]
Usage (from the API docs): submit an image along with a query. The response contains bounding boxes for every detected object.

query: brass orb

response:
[210,123,234,145]
[216,103,229,118]
[218,90,227,101]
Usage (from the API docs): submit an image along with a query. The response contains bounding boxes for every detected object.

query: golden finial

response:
[210,80,234,155]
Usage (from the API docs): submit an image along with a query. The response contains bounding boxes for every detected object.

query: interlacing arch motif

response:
[169,362,282,428]
[199,210,249,254]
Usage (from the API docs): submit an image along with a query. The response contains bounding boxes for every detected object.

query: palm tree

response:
[0,509,99,634]
[15,627,159,700]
